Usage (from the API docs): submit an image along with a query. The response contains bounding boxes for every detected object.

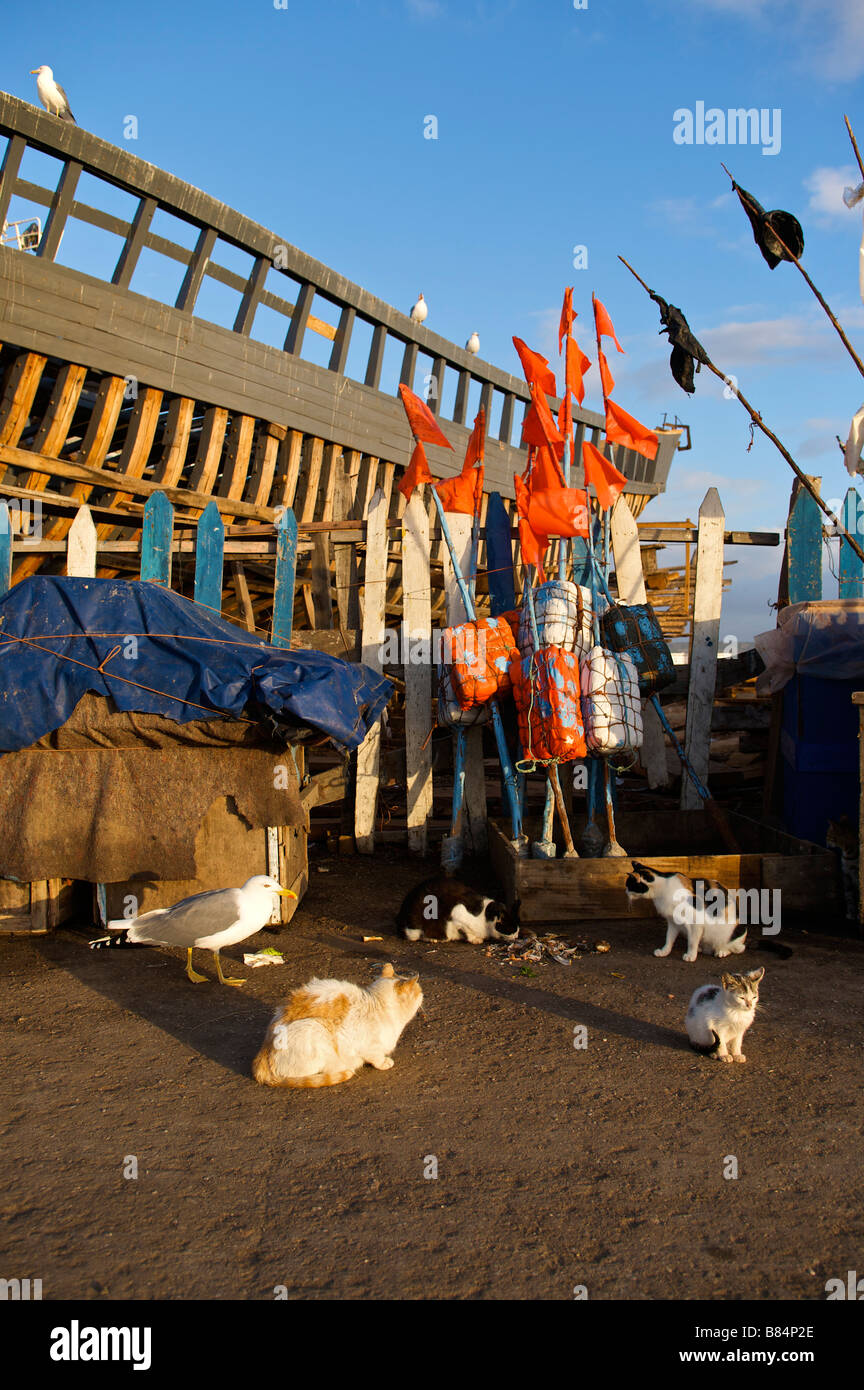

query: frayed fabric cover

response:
[446,614,518,709]
[510,647,586,764]
[517,581,593,659]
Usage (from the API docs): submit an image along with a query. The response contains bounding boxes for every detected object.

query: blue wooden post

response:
[194,500,224,614]
[840,488,864,598]
[273,506,298,647]
[0,502,12,596]
[486,492,516,616]
[571,535,592,587]
[140,491,174,585]
[787,484,822,604]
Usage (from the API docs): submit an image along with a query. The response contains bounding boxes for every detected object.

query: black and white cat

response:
[397,876,519,944]
[685,968,764,1063]
[625,861,747,961]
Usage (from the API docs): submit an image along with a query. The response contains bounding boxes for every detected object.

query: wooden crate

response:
[0,877,79,935]
[489,810,842,925]
[101,795,307,926]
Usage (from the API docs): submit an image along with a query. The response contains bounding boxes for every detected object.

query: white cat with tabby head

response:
[685,968,764,1063]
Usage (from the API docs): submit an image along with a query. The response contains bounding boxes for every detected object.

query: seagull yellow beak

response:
[276,889,298,898]
[30,69,40,74]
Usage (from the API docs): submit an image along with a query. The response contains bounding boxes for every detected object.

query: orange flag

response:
[528,487,590,539]
[522,385,564,455]
[582,440,627,510]
[398,440,435,501]
[558,287,575,353]
[557,394,573,452]
[530,441,566,491]
[604,399,659,461]
[398,384,454,450]
[435,416,485,514]
[514,473,547,578]
[463,406,486,470]
[597,348,616,401]
[565,337,591,406]
[593,296,625,353]
[512,337,557,397]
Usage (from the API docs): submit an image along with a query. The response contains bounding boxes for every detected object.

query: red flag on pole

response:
[522,385,564,455]
[558,287,575,353]
[582,439,628,510]
[604,399,659,461]
[557,393,573,452]
[398,383,454,450]
[398,440,435,501]
[514,473,548,578]
[528,487,590,539]
[593,295,625,353]
[530,441,566,491]
[512,337,557,397]
[565,337,591,406]
[597,348,616,400]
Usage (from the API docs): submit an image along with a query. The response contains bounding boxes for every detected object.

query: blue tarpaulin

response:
[0,577,391,753]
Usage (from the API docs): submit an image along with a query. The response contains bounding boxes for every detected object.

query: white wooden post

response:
[402,492,434,852]
[609,497,668,789]
[66,505,97,576]
[354,489,389,853]
[681,487,725,811]
[442,512,488,853]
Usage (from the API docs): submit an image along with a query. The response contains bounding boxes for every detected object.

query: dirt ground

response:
[1,847,862,1302]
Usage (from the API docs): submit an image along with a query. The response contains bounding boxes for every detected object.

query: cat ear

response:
[748,967,765,982]
[381,963,395,978]
[721,973,736,991]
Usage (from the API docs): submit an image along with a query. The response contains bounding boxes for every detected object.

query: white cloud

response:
[804,165,859,220]
[405,0,444,18]
[696,0,864,81]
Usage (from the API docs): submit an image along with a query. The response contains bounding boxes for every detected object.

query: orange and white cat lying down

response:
[253,963,423,1088]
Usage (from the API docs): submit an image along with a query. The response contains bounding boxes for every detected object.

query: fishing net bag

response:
[517,581,593,659]
[510,646,587,764]
[445,613,518,710]
[437,664,490,728]
[580,645,643,754]
[599,602,675,695]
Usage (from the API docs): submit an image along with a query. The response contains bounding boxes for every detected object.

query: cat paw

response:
[654,948,670,957]
[371,1057,394,1070]
[715,950,730,958]
[716,1054,734,1063]
[733,1055,747,1064]
[683,952,698,962]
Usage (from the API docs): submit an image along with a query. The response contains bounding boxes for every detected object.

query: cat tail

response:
[757,940,794,960]
[689,1029,721,1057]
[252,1047,354,1088]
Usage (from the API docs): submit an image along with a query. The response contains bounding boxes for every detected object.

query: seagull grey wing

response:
[143,888,245,947]
[57,85,76,122]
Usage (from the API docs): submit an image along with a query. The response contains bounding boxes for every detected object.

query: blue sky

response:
[4,0,864,638]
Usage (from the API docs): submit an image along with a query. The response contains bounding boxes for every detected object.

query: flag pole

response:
[844,114,864,183]
[618,255,864,568]
[720,163,864,383]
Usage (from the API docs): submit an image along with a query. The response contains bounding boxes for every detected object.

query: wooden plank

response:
[233,253,271,335]
[787,476,822,604]
[275,429,303,509]
[152,395,195,488]
[194,500,224,614]
[99,386,164,519]
[355,488,389,852]
[231,560,256,631]
[609,495,668,790]
[218,413,256,499]
[187,404,229,496]
[334,461,360,629]
[272,506,298,647]
[247,425,280,509]
[840,487,864,598]
[24,362,88,492]
[442,511,488,853]
[300,436,324,524]
[328,305,355,375]
[402,491,434,852]
[37,158,82,261]
[681,488,725,811]
[175,226,218,313]
[284,281,315,355]
[0,352,48,463]
[0,133,27,228]
[310,533,333,629]
[140,490,174,584]
[66,505,97,576]
[111,195,158,290]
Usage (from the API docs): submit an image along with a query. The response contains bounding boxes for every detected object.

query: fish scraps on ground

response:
[485,933,611,967]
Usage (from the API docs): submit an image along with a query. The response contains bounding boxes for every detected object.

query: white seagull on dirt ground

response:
[465,332,480,355]
[30,65,76,122]
[89,875,297,986]
[410,292,428,324]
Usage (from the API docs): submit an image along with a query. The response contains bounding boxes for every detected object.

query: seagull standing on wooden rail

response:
[410,292,428,324]
[89,875,297,986]
[465,332,480,355]
[30,65,76,122]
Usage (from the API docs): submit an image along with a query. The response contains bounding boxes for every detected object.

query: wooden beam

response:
[402,492,433,853]
[610,496,669,790]
[355,488,389,853]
